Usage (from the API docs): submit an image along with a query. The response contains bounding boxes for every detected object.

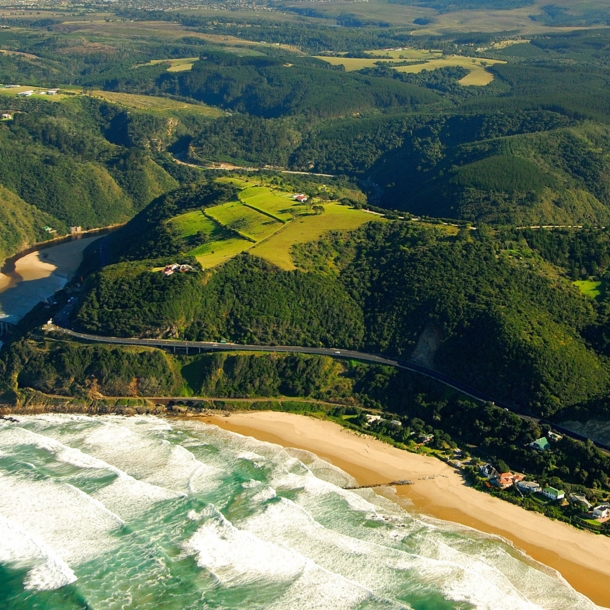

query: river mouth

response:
[0,235,107,325]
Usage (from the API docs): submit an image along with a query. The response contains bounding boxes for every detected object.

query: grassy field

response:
[574,280,606,300]
[141,57,199,72]
[189,237,252,268]
[315,53,505,86]
[239,186,303,221]
[88,90,223,116]
[171,178,379,269]
[168,210,220,239]
[205,200,283,241]
[0,86,73,101]
[249,203,380,270]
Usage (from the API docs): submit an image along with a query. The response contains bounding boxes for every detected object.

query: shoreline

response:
[205,411,610,608]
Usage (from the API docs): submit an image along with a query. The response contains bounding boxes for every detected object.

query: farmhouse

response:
[543,486,565,501]
[293,193,308,203]
[1,112,13,120]
[17,90,34,97]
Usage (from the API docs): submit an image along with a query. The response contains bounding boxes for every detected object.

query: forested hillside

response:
[69,183,610,419]
[0,94,212,260]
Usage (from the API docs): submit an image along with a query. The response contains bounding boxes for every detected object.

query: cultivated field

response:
[144,57,199,72]
[168,210,221,239]
[189,237,252,268]
[249,203,380,270]
[239,186,302,221]
[205,200,283,242]
[315,52,505,86]
[171,178,379,270]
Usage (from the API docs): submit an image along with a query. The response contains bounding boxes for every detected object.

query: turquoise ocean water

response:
[0,414,603,610]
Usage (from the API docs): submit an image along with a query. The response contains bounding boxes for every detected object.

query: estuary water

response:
[0,414,602,610]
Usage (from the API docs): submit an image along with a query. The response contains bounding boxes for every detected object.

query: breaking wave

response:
[0,414,603,609]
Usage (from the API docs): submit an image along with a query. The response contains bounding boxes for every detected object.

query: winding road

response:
[44,324,610,453]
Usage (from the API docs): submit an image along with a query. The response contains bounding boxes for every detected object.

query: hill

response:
[0,93,224,262]
[69,182,610,420]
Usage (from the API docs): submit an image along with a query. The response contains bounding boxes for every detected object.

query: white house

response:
[593,504,610,519]
[17,90,34,97]
[543,486,565,501]
[516,480,542,494]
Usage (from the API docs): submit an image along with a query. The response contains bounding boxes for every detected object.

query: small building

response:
[17,90,34,97]
[568,493,592,509]
[163,263,179,276]
[70,226,82,234]
[530,437,550,452]
[293,193,308,203]
[543,486,565,501]
[365,414,382,424]
[491,473,515,489]
[517,480,542,494]
[592,504,610,519]
[47,89,59,95]
[548,431,563,442]
[479,463,499,480]
[1,112,13,120]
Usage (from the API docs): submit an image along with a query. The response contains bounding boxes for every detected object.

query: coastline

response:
[205,410,610,608]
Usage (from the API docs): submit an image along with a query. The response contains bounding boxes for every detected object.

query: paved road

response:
[44,325,610,453]
[46,326,500,405]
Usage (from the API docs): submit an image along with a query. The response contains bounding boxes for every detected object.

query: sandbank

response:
[206,410,610,608]
[0,236,103,325]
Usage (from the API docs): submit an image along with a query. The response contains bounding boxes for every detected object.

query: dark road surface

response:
[45,325,610,453]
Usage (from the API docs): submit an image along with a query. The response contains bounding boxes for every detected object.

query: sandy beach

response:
[0,236,102,325]
[206,411,610,608]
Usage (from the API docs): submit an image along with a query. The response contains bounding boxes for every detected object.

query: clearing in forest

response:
[173,179,380,270]
[249,203,380,270]
[314,52,505,86]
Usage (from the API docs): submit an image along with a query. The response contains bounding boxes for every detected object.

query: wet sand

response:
[206,411,610,608]
[0,236,102,324]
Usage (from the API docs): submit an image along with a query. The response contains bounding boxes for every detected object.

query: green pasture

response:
[574,280,606,300]
[141,57,199,72]
[190,237,252,269]
[250,203,380,270]
[239,186,303,221]
[205,200,283,241]
[168,210,220,238]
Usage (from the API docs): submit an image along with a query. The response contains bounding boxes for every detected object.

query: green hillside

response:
[69,183,610,420]
[0,185,61,262]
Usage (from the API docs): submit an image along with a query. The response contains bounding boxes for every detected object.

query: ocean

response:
[0,414,602,610]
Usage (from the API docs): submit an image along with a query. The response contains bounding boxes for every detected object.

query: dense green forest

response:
[0,95,189,258]
[70,188,610,420]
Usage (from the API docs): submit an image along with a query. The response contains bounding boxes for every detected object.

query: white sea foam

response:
[0,425,186,519]
[184,512,306,585]
[0,472,121,567]
[1,415,604,609]
[0,512,77,591]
